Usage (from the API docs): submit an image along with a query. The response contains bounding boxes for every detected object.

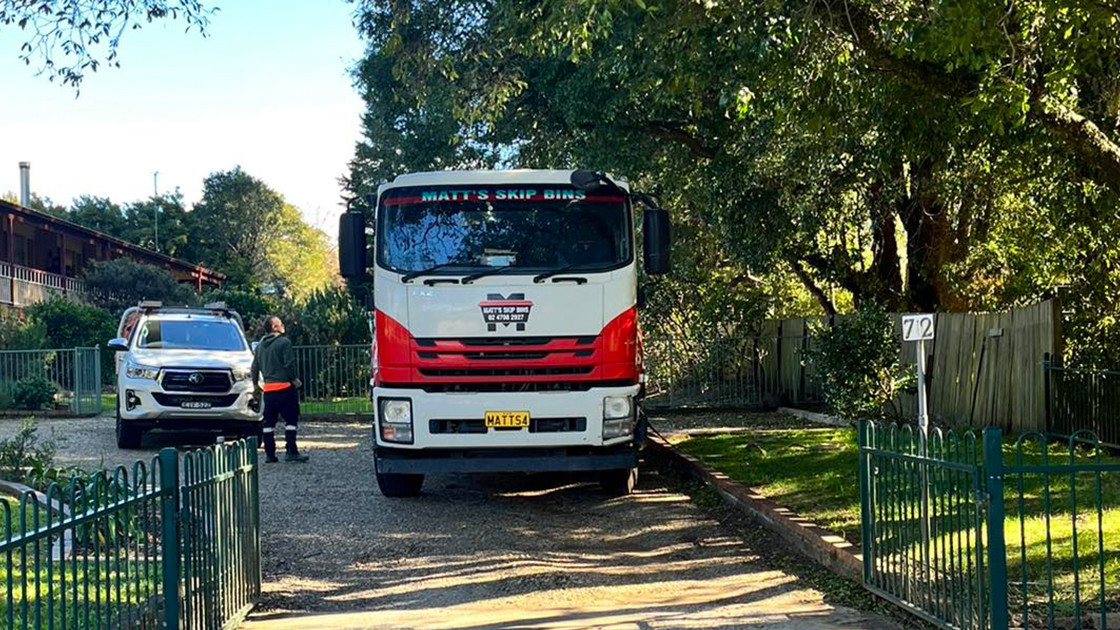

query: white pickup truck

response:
[107,302,262,448]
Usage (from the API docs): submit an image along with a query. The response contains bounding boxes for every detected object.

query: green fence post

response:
[858,419,873,584]
[71,346,80,415]
[248,436,262,597]
[983,427,1009,630]
[94,345,101,414]
[159,448,181,630]
[1042,352,1052,433]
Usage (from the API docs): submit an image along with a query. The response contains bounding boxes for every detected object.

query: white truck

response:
[338,169,670,497]
[108,302,262,448]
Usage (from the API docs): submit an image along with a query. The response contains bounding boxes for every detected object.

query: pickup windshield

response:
[136,320,246,351]
[377,186,631,274]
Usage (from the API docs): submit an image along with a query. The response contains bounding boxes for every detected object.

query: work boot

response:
[284,452,309,463]
[265,454,280,463]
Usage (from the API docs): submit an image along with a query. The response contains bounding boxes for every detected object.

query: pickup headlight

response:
[232,366,252,382]
[378,398,413,444]
[125,363,160,380]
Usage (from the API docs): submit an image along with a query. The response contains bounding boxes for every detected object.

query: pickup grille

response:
[161,369,232,393]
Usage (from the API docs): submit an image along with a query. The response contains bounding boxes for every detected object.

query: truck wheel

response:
[376,472,424,498]
[600,467,638,496]
[116,415,143,450]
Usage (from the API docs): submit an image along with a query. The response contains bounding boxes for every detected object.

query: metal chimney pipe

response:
[18,162,30,207]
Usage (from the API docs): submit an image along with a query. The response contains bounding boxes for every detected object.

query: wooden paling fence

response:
[646,300,1061,434]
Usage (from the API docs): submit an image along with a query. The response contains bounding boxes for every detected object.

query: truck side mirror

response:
[642,208,671,275]
[107,337,128,352]
[339,211,368,280]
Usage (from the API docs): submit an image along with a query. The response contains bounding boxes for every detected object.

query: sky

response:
[0,1,368,238]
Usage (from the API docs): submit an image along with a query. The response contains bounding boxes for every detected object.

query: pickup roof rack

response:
[129,301,246,330]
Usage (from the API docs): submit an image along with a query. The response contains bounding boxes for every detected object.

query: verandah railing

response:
[0,439,260,630]
[859,420,1120,630]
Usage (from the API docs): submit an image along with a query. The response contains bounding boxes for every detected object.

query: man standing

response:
[250,316,309,463]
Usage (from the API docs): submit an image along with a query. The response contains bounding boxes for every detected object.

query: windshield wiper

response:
[460,266,527,285]
[533,262,604,284]
[401,263,471,283]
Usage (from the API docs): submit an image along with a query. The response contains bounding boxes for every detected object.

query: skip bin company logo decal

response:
[480,294,533,332]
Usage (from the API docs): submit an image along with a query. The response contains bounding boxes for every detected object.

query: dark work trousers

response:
[262,386,301,456]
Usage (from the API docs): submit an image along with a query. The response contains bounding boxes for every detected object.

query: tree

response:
[69,196,126,235]
[188,167,334,295]
[81,258,197,314]
[188,167,289,288]
[348,0,1120,362]
[1,0,215,88]
[124,193,192,258]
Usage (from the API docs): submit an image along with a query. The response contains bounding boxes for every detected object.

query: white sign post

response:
[902,313,935,444]
[903,313,936,579]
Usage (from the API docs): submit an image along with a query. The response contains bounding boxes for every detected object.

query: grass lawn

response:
[676,423,1120,616]
[1,496,49,540]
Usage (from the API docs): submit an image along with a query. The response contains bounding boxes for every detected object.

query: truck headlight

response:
[603,396,633,420]
[125,363,160,380]
[379,398,413,444]
[603,395,635,439]
[232,366,252,382]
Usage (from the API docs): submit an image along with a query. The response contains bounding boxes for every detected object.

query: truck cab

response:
[339,169,670,497]
[108,302,262,448]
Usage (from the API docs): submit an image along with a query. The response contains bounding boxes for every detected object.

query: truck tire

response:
[116,414,143,450]
[600,466,638,496]
[376,472,424,498]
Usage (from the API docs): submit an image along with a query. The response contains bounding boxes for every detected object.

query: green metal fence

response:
[859,420,1120,630]
[1043,354,1120,445]
[292,344,372,416]
[0,348,102,416]
[0,439,260,630]
[642,334,825,410]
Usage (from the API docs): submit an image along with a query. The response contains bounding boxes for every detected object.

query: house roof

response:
[0,198,225,281]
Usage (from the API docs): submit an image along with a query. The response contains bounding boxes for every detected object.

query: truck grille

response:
[161,369,232,393]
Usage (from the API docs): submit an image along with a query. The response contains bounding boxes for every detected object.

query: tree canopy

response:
[1,0,214,87]
[347,0,1120,363]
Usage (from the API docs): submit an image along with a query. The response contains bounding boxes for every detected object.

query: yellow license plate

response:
[484,411,530,428]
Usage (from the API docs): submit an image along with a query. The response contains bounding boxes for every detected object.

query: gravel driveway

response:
[4,415,900,629]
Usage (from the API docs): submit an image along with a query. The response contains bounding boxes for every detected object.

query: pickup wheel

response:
[376,472,424,498]
[116,414,143,450]
[600,467,638,496]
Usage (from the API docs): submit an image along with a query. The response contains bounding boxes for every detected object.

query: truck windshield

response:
[377,186,631,274]
[136,320,246,351]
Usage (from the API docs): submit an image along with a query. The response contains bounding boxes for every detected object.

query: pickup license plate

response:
[182,401,212,410]
[484,411,529,428]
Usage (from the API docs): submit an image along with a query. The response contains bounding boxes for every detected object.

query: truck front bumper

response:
[371,383,642,450]
[375,445,638,474]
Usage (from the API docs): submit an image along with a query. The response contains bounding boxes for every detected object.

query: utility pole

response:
[153,171,160,252]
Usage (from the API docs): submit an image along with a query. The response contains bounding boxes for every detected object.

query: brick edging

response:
[649,434,864,583]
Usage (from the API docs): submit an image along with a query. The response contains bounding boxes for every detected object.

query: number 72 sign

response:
[902,314,935,342]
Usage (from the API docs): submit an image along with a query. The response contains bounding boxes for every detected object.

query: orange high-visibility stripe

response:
[262,382,291,392]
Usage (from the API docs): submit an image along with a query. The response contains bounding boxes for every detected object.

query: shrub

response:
[0,313,46,350]
[807,303,915,421]
[277,287,369,346]
[12,377,59,410]
[82,258,197,314]
[24,298,117,349]
[0,420,58,486]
